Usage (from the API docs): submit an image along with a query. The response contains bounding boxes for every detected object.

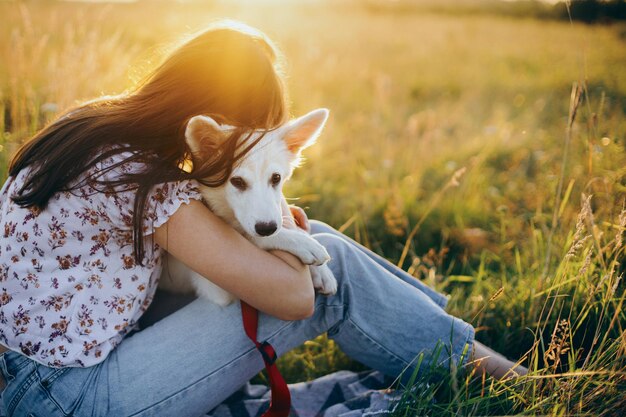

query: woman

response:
[0,21,525,416]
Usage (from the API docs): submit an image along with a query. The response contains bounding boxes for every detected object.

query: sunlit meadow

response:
[1,0,625,415]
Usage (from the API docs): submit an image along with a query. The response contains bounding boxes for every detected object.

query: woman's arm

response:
[153,200,315,320]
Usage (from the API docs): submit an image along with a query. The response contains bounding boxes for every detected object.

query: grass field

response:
[1,0,625,415]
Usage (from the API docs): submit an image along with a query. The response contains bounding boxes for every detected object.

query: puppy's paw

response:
[252,230,330,265]
[294,237,331,266]
[311,264,338,295]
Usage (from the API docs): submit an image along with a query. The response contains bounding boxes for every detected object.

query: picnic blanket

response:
[207,370,399,417]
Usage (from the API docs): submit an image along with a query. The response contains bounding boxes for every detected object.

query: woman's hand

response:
[287,204,311,233]
[280,199,298,230]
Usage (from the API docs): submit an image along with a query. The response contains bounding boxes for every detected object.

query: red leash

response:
[241,301,291,417]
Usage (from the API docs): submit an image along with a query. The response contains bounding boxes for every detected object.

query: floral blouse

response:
[0,152,202,367]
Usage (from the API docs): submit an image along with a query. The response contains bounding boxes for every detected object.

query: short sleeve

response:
[83,152,204,235]
[142,179,203,235]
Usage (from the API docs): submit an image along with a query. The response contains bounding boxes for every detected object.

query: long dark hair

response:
[8,21,288,263]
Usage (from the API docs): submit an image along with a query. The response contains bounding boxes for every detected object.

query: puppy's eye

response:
[230,176,247,190]
[271,173,281,186]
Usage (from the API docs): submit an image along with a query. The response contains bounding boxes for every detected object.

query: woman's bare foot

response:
[471,340,528,380]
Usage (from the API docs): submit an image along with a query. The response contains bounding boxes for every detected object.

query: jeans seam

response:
[4,352,30,376]
[36,386,69,417]
[128,320,297,416]
[324,303,348,336]
[38,367,71,386]
[7,366,36,416]
[34,367,74,416]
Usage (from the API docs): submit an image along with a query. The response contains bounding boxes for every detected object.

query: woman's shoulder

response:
[89,146,146,180]
[90,147,202,194]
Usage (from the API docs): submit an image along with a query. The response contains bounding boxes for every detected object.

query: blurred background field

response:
[1,0,625,415]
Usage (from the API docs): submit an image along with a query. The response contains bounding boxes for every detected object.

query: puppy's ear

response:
[282,108,329,155]
[185,115,228,157]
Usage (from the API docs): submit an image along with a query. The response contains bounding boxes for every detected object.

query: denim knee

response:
[309,219,334,235]
[312,231,349,258]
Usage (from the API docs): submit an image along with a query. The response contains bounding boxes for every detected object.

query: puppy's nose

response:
[255,221,278,237]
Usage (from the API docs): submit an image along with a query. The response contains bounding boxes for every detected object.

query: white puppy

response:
[159,109,338,306]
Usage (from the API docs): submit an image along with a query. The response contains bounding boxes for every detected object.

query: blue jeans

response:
[0,221,474,417]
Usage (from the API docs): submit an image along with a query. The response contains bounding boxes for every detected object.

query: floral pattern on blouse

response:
[0,152,202,367]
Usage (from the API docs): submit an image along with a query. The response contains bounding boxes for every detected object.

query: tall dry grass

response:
[1,1,625,415]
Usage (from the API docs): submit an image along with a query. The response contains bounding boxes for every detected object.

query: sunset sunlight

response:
[1,0,625,416]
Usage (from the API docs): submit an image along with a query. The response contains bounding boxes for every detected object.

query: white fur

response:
[159,109,338,306]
